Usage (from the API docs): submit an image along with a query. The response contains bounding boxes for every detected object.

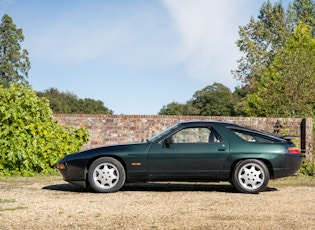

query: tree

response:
[232,85,250,116]
[244,24,315,117]
[159,102,186,115]
[233,1,291,88]
[234,0,315,116]
[0,83,89,176]
[190,83,234,116]
[158,101,199,116]
[159,83,236,116]
[289,0,315,32]
[0,14,30,87]
[37,88,113,114]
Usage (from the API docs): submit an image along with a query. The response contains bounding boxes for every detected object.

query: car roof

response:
[177,120,238,126]
[177,120,287,142]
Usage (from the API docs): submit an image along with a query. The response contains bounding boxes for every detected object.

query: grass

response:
[269,175,315,187]
[0,174,60,183]
[0,206,27,212]
[0,198,27,212]
[0,175,61,190]
[0,199,16,203]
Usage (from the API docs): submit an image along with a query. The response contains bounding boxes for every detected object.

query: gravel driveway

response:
[0,176,314,229]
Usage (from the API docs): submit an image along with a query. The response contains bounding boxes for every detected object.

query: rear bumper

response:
[273,154,303,178]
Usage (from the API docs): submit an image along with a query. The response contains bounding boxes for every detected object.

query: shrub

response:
[0,83,89,176]
[299,160,315,176]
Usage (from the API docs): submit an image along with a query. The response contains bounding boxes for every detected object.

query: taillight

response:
[288,147,301,154]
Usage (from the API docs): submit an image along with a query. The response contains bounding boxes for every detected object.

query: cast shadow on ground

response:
[43,182,278,194]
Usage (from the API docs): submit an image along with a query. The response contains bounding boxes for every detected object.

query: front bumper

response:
[57,161,87,188]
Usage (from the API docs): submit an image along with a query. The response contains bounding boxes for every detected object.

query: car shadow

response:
[122,183,278,193]
[43,182,278,194]
[43,183,91,193]
[122,183,238,193]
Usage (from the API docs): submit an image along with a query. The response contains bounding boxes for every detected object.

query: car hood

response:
[84,141,150,153]
[60,141,151,162]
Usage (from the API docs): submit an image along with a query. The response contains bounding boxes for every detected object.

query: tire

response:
[88,157,126,193]
[232,159,270,194]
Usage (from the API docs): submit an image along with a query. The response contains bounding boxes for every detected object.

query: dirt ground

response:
[0,176,314,230]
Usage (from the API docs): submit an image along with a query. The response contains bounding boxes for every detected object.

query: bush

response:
[299,160,315,176]
[0,83,89,176]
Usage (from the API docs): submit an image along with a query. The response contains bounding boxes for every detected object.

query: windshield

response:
[148,123,179,142]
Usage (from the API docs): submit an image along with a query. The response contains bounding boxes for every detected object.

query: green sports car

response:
[57,121,303,194]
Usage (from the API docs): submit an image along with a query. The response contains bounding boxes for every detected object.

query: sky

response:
[0,0,291,114]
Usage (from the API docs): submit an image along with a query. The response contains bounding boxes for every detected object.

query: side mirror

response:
[163,137,174,146]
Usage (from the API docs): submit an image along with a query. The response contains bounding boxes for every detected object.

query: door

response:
[147,127,229,181]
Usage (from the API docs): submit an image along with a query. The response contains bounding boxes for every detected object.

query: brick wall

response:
[54,114,313,161]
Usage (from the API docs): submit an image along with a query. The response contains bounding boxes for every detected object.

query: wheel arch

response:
[85,155,127,187]
[229,158,274,180]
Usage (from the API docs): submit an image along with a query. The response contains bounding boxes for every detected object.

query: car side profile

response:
[57,121,303,194]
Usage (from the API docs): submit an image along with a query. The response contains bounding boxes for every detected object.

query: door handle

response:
[217,144,225,151]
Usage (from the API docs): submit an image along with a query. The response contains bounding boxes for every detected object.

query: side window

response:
[230,129,274,143]
[172,127,222,143]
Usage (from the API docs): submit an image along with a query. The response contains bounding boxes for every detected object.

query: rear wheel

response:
[232,159,269,194]
[88,157,125,193]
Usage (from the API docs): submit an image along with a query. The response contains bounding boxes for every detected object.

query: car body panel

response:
[147,141,229,180]
[57,121,303,191]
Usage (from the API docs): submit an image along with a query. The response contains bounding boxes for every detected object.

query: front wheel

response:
[232,159,270,194]
[88,157,126,193]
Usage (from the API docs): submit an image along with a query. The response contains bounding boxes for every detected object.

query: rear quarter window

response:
[229,128,280,143]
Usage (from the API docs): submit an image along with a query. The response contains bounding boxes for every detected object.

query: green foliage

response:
[289,0,315,31]
[0,14,30,87]
[233,1,290,86]
[233,0,315,117]
[159,83,235,116]
[232,85,250,116]
[158,101,199,116]
[191,83,234,116]
[0,83,89,176]
[299,160,315,175]
[244,23,315,117]
[159,102,187,115]
[37,88,113,114]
